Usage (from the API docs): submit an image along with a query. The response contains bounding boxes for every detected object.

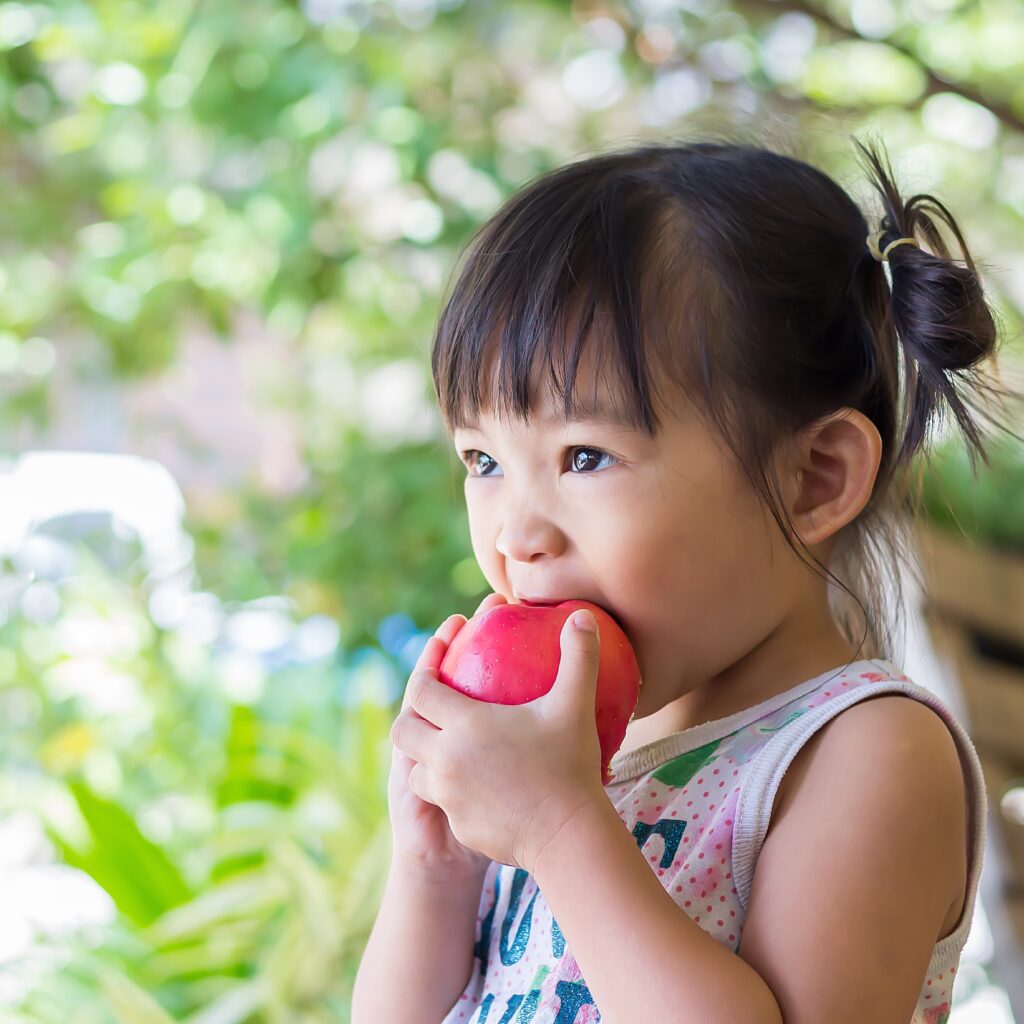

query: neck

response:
[620,606,859,754]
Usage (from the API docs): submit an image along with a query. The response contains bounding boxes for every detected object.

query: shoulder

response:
[773,692,967,820]
[738,693,969,1024]
[762,693,969,852]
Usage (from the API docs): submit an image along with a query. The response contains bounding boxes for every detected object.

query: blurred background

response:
[1,0,1023,1021]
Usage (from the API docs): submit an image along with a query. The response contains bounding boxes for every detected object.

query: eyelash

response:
[458,447,618,478]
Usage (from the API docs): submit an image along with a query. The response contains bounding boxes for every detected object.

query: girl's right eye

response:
[460,449,499,477]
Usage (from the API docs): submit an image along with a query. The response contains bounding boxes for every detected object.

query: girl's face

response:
[450,351,853,729]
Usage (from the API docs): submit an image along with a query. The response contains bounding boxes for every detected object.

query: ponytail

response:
[853,135,1022,474]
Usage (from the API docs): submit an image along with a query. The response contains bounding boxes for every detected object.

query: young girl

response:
[352,136,1021,1024]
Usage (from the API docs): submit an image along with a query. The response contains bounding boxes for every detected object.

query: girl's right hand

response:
[387,592,508,881]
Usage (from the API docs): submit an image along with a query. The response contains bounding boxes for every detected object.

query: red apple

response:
[437,599,642,785]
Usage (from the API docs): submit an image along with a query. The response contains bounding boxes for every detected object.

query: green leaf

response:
[98,966,180,1024]
[54,780,193,928]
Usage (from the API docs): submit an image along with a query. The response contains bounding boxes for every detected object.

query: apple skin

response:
[437,599,642,786]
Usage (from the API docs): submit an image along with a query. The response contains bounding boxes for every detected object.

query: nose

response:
[495,502,565,563]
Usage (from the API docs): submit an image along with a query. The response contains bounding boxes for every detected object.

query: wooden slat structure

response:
[915,522,1024,945]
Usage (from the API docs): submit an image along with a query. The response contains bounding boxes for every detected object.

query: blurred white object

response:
[0,450,191,577]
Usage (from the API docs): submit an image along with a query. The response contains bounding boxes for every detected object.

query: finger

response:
[392,744,414,771]
[402,662,438,713]
[407,761,438,806]
[424,596,502,673]
[405,665,475,727]
[390,706,440,762]
[547,609,602,717]
[437,611,468,645]
[407,616,467,713]
[474,592,507,615]
[412,614,466,676]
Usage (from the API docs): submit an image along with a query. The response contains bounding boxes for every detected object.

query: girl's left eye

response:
[459,447,617,477]
[566,447,617,473]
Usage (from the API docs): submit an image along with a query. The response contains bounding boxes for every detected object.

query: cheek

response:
[616,495,782,682]
[617,481,772,608]
[464,494,506,588]
[676,503,795,652]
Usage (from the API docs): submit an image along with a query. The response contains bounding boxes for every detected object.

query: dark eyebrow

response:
[459,402,637,432]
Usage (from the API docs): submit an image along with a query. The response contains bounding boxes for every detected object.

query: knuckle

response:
[408,670,431,709]
[403,670,425,704]
[404,667,429,706]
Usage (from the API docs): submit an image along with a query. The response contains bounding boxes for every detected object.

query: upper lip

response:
[515,593,568,605]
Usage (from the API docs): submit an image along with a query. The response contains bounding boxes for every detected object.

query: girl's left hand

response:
[389,608,611,872]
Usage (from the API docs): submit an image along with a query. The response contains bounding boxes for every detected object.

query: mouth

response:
[515,596,566,607]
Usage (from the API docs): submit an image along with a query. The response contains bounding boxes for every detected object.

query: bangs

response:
[430,155,708,439]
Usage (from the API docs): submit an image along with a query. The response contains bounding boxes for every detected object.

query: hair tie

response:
[866,228,919,262]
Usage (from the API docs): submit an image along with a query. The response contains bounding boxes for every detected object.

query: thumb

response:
[550,609,601,716]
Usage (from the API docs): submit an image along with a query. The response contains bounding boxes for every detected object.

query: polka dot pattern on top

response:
[439,657,985,1024]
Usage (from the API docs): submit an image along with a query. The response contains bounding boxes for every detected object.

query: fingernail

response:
[571,610,596,633]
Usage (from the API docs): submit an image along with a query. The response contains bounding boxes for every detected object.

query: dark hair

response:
[430,132,1023,662]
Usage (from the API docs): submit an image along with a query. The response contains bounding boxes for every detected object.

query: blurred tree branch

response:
[739,0,1024,133]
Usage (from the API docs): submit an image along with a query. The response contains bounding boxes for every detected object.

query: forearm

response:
[530,798,784,1024]
[352,857,485,1024]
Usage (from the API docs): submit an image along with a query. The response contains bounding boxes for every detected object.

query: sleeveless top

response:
[439,657,987,1024]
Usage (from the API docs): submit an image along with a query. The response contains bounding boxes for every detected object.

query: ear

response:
[783,409,882,548]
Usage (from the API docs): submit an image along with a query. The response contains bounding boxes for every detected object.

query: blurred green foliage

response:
[921,430,1024,553]
[2,0,1024,1019]
[1,531,397,1021]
